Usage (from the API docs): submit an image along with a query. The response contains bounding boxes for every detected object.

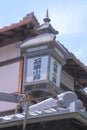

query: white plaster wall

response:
[0,62,20,112]
[0,42,21,62]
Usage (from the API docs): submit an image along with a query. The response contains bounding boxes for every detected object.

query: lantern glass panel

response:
[26,55,49,82]
[49,56,62,87]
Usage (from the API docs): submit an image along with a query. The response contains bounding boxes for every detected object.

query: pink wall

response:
[0,42,21,62]
[0,60,20,112]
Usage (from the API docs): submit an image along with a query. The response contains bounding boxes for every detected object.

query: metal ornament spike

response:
[43,9,51,23]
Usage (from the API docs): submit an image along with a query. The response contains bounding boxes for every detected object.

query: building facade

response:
[0,13,39,115]
[0,12,87,129]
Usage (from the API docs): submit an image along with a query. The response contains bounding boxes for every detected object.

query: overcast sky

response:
[0,0,87,65]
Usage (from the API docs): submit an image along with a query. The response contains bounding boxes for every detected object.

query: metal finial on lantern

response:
[43,9,51,23]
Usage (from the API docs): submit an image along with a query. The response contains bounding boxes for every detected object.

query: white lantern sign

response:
[49,57,62,87]
[26,55,49,82]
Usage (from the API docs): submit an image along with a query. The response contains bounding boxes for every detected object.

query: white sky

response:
[0,0,87,65]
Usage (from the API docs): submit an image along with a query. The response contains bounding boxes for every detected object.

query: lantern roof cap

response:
[34,10,58,35]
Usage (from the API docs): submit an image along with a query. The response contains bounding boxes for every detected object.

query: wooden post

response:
[23,94,31,130]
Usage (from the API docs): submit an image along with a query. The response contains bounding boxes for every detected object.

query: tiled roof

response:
[0,13,38,33]
[0,12,39,47]
[58,42,87,86]
[0,91,87,129]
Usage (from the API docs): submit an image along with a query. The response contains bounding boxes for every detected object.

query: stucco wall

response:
[0,62,20,112]
[0,42,21,62]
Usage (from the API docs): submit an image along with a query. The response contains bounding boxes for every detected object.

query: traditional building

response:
[0,12,39,115]
[0,11,87,130]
